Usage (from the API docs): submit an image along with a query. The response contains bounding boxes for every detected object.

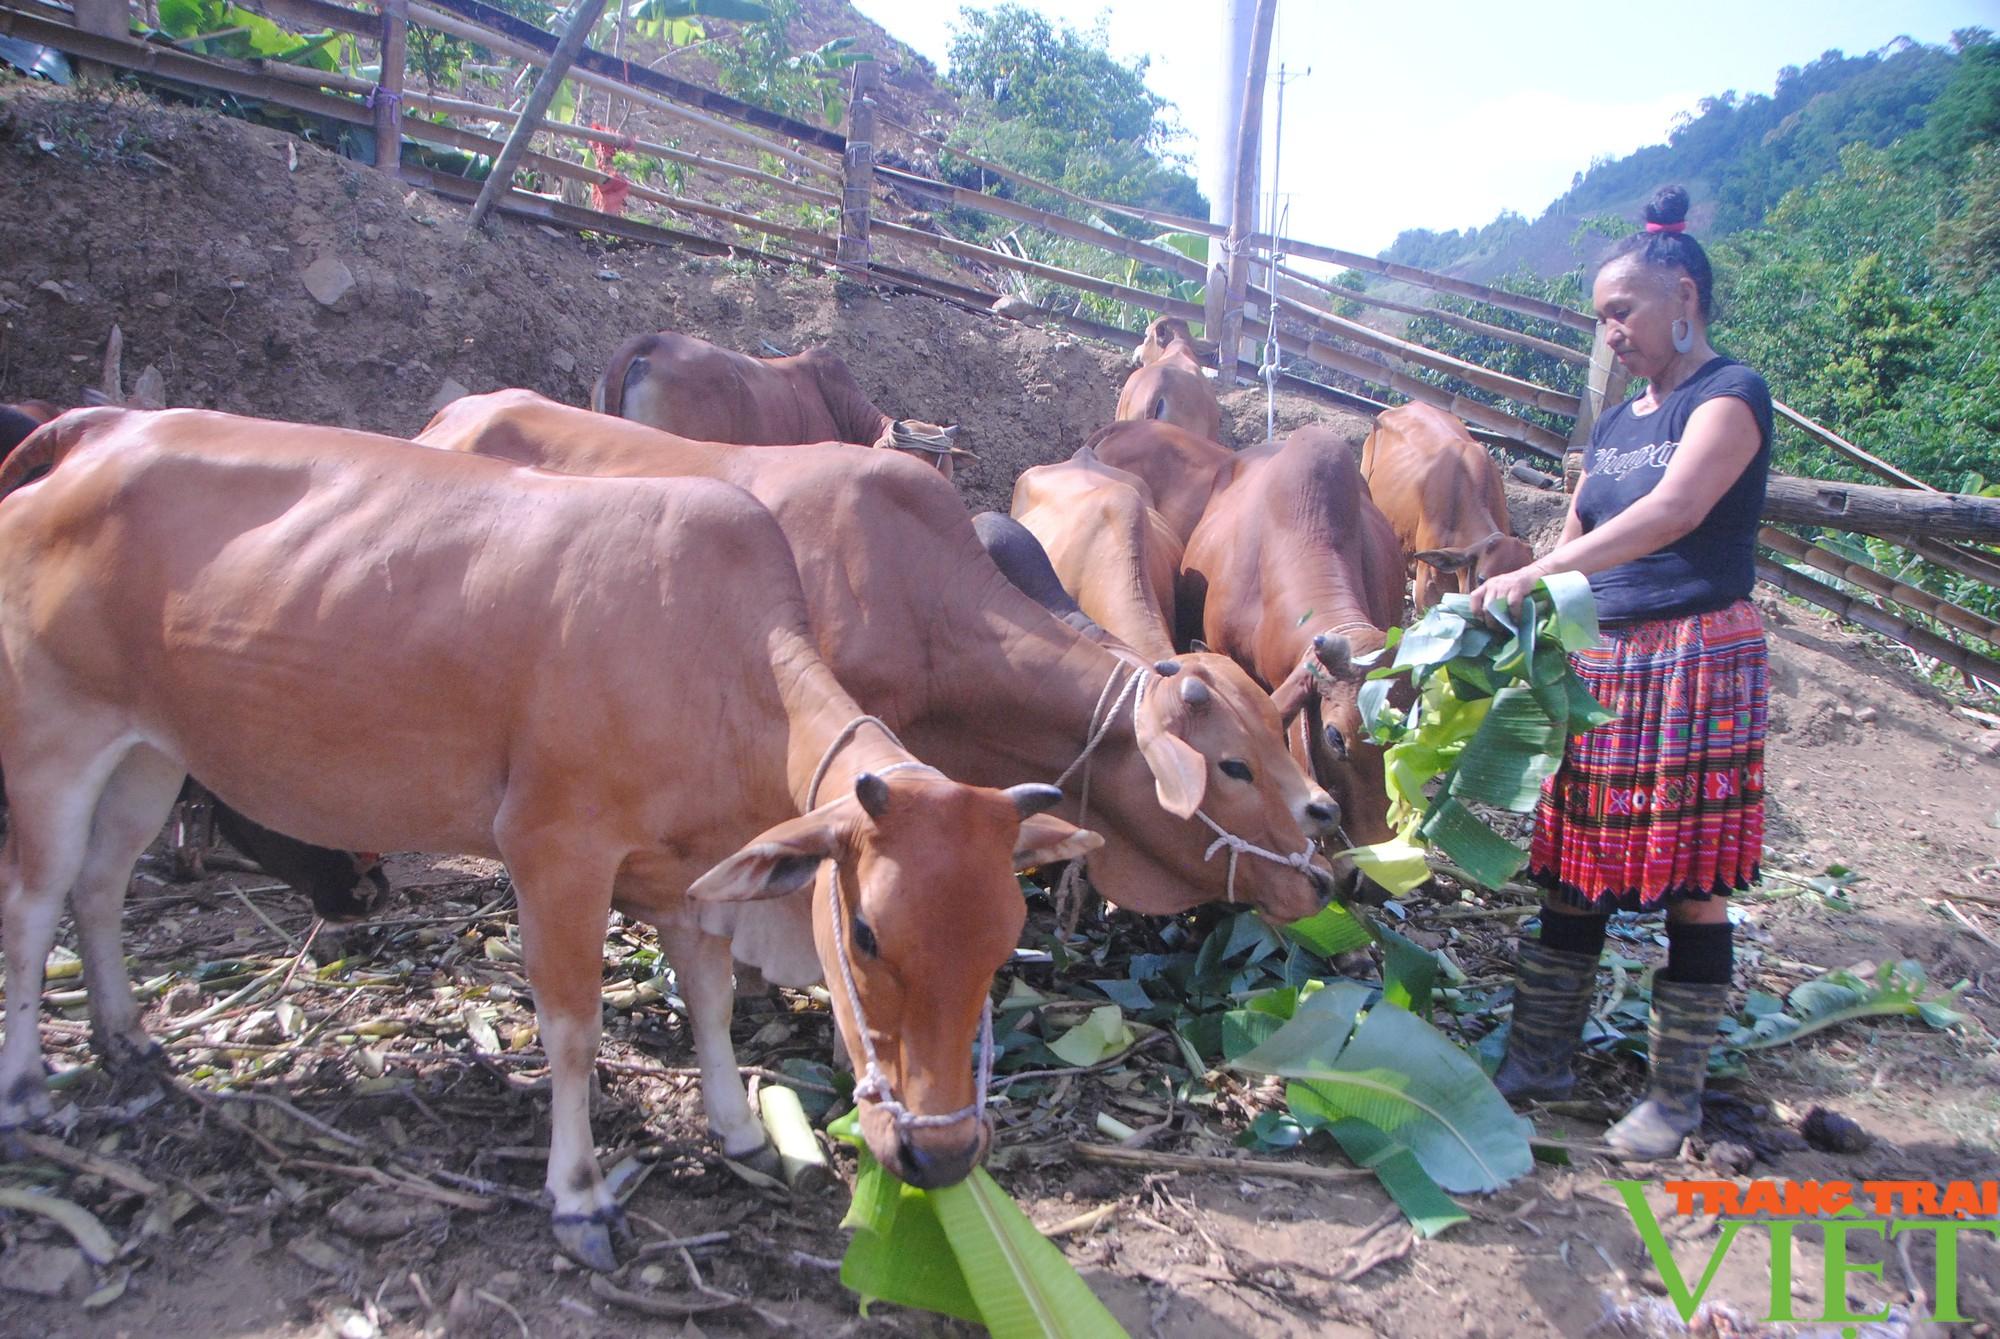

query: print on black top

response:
[1576,357,1774,625]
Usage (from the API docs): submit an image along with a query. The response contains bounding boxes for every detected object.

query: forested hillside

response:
[1381,31,1983,282]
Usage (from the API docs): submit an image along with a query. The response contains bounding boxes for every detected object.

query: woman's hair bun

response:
[1644,184,1691,228]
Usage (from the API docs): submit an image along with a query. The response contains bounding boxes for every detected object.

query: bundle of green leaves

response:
[1319,573,1612,899]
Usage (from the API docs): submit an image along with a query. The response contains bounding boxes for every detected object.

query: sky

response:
[847,0,1999,255]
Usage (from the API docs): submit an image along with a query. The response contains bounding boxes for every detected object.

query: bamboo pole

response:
[233,0,376,34]
[1265,288,1581,417]
[1762,475,2000,547]
[880,112,1596,334]
[1565,327,1629,492]
[1755,558,2000,688]
[399,89,837,205]
[1895,535,2000,589]
[466,0,604,232]
[1759,527,2000,647]
[0,6,372,124]
[404,0,838,181]
[1277,263,1589,366]
[835,60,877,271]
[373,0,407,179]
[870,220,1202,319]
[401,114,834,253]
[1775,401,1937,492]
[1216,0,1277,389]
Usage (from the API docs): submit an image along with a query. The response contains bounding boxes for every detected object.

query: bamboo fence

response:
[3,0,1994,684]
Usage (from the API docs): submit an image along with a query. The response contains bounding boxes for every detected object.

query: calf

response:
[593,330,970,476]
[1360,402,1534,611]
[1009,449,1181,662]
[0,408,1094,1269]
[1182,428,1407,849]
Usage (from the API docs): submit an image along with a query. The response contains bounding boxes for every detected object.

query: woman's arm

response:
[1472,395,1763,617]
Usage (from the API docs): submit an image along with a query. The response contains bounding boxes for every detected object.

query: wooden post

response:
[70,0,131,83]
[466,0,608,233]
[835,60,878,273]
[1564,325,1627,492]
[1215,0,1277,389]
[373,0,408,180]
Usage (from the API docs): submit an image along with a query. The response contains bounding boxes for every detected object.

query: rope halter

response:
[1054,663,1322,905]
[806,717,995,1136]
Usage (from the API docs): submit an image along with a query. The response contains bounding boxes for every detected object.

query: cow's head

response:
[1130,317,1200,368]
[1271,628,1401,860]
[878,420,974,482]
[1411,531,1535,612]
[1090,654,1357,923]
[689,772,1096,1188]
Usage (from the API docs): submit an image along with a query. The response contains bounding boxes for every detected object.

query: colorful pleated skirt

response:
[1528,598,1767,911]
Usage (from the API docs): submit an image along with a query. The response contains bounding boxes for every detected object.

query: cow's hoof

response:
[733,1137,782,1179]
[552,1206,625,1273]
[95,1030,167,1078]
[0,1070,53,1130]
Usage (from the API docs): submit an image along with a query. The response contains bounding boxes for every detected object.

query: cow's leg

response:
[497,828,623,1272]
[0,733,140,1127]
[654,920,773,1167]
[71,746,185,1074]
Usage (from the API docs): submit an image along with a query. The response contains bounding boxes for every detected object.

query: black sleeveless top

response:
[1576,357,1773,625]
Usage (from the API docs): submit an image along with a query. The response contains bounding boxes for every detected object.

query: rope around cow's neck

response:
[806,717,995,1136]
[1051,664,1320,907]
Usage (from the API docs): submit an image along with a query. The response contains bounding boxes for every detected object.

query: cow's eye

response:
[851,916,879,957]
[1219,760,1254,783]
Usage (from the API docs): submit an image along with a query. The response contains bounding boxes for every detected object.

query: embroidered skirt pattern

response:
[1529,598,1767,910]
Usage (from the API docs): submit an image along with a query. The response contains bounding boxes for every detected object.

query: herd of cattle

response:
[0,315,1533,1269]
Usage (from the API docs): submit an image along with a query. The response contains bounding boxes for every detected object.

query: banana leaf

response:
[832,1113,1130,1336]
[1418,798,1529,889]
[1445,686,1567,810]
[1230,982,1534,1194]
[1328,1117,1467,1238]
[1281,900,1375,959]
[1723,959,1967,1051]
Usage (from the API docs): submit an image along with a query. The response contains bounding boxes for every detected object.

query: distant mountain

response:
[1381,36,1968,284]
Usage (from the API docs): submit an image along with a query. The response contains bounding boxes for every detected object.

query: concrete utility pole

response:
[1215,0,1278,389]
[1203,0,1257,354]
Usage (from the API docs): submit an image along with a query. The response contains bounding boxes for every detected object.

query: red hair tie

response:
[1645,220,1687,234]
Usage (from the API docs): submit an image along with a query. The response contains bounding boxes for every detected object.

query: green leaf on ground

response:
[1047,1005,1133,1067]
[1328,1117,1469,1237]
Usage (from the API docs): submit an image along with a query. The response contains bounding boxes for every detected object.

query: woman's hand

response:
[1469,562,1550,625]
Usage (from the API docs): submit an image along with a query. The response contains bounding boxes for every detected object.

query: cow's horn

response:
[854,772,891,819]
[1178,675,1211,707]
[1313,634,1353,677]
[1005,783,1064,818]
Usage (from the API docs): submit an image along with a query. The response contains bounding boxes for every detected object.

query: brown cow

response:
[1130,316,1202,368]
[1009,448,1182,662]
[1086,418,1236,547]
[419,391,1359,921]
[1360,402,1534,611]
[592,330,971,477]
[1118,317,1222,441]
[0,408,1097,1269]
[1182,428,1408,851]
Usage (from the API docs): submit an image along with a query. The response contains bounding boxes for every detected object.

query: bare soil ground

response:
[3,82,2000,1339]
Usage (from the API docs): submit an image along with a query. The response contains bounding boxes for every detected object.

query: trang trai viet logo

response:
[1613,1178,1999,1326]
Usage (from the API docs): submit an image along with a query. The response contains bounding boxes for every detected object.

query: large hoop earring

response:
[1671,318,1695,354]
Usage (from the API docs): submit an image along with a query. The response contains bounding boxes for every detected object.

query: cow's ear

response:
[1012,814,1103,871]
[1134,689,1208,818]
[689,816,840,903]
[1413,545,1478,572]
[1270,656,1317,725]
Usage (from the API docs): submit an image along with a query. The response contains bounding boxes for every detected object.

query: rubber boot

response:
[1492,940,1599,1103]
[1606,978,1731,1159]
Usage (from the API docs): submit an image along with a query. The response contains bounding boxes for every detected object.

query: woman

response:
[1470,184,1772,1159]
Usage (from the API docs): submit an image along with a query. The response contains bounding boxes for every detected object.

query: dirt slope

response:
[2,80,1999,1339]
